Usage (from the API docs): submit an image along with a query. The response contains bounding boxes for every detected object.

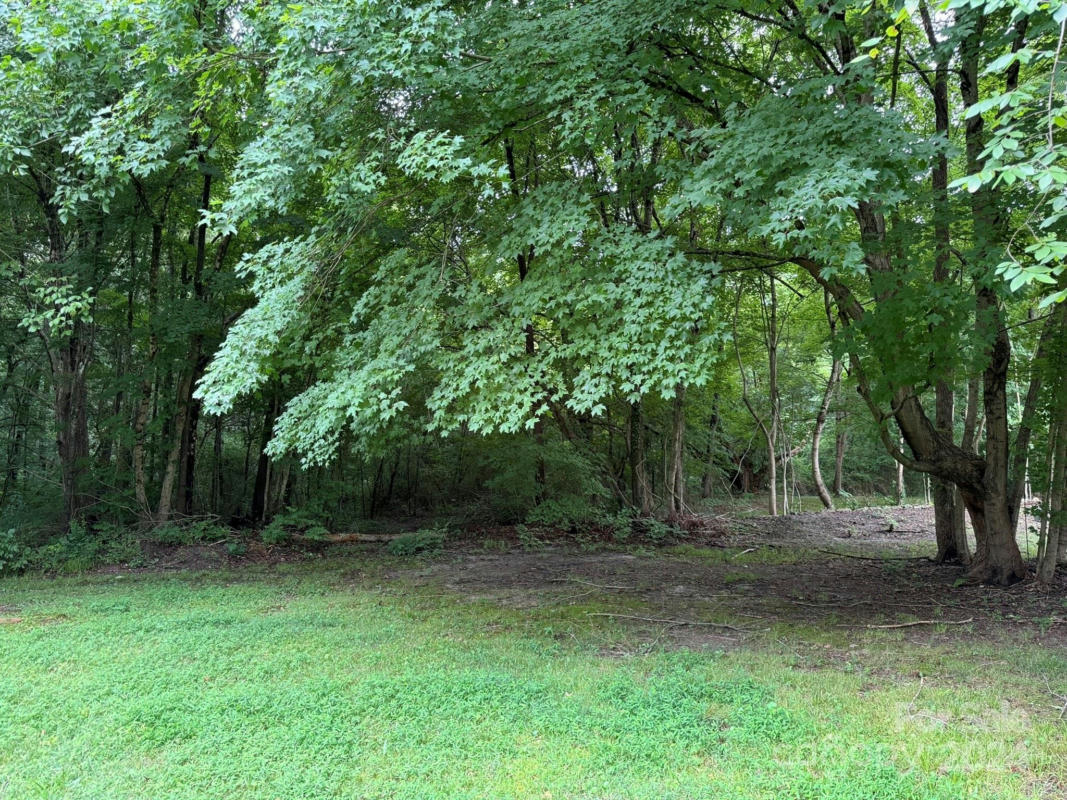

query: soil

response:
[389,505,1067,651]
[98,505,1067,651]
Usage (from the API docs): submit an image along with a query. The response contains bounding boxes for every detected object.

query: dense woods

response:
[1,0,1065,585]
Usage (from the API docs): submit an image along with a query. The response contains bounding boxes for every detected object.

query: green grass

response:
[1,557,1064,799]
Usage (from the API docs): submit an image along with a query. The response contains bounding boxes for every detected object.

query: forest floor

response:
[2,505,1067,798]
[408,505,1067,650]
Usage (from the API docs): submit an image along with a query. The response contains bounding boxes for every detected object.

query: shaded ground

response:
[392,505,1067,651]
[92,505,1067,651]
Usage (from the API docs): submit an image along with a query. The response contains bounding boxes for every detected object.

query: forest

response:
[3,1,1067,797]
[1,0,1065,584]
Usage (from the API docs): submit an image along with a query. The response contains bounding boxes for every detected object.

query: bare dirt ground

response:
[105,505,1067,651]
[389,505,1067,651]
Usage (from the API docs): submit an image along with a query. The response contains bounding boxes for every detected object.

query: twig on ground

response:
[843,617,974,629]
[586,612,748,632]
[1042,676,1067,720]
[550,578,635,590]
[787,599,874,608]
[907,673,925,717]
[730,548,757,559]
[816,548,931,562]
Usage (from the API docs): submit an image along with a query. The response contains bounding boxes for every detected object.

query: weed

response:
[225,540,248,557]
[31,520,103,573]
[387,527,448,556]
[722,571,751,585]
[0,528,27,574]
[515,524,546,550]
[150,519,229,546]
[261,508,329,545]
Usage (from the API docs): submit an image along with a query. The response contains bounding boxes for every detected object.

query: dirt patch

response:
[721,504,937,548]
[389,506,1067,651]
[94,539,312,575]
[84,506,1067,651]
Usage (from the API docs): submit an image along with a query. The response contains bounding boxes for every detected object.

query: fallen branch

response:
[292,532,404,543]
[843,617,974,629]
[816,548,931,562]
[550,578,635,590]
[1042,676,1067,720]
[586,612,748,632]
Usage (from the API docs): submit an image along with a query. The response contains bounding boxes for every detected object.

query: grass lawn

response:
[1,549,1065,799]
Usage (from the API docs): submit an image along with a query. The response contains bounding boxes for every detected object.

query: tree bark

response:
[1036,301,1067,580]
[54,328,92,523]
[666,384,686,516]
[833,423,847,496]
[812,360,841,509]
[629,400,653,515]
[701,395,720,499]
[1037,393,1067,582]
[766,274,779,516]
[132,216,162,518]
[790,9,1026,582]
[955,10,1024,583]
[920,3,970,564]
[156,369,195,522]
[250,392,278,522]
[895,433,906,505]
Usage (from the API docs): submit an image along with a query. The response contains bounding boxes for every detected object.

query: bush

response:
[32,520,103,573]
[149,519,229,546]
[0,528,27,574]
[387,527,448,556]
[602,509,679,544]
[525,496,600,529]
[261,508,330,545]
[91,521,143,566]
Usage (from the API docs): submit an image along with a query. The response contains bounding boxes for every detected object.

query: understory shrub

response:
[149,519,230,546]
[32,520,103,573]
[0,528,27,574]
[261,508,330,545]
[387,526,448,556]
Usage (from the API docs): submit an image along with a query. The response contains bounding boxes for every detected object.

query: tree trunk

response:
[156,369,195,522]
[833,423,847,496]
[250,393,278,523]
[666,384,686,516]
[812,360,842,509]
[55,330,92,523]
[132,218,162,518]
[629,400,653,515]
[701,394,720,499]
[955,11,1024,584]
[921,3,970,564]
[895,434,906,505]
[1037,397,1067,582]
[1036,301,1067,580]
[766,274,779,516]
[211,414,224,514]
